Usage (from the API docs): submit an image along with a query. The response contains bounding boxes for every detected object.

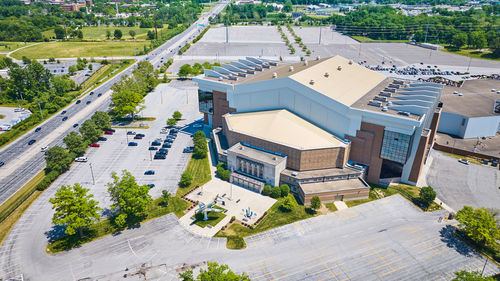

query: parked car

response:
[144,170,155,175]
[127,131,136,135]
[86,100,91,104]
[106,128,116,132]
[458,159,470,165]
[154,154,166,159]
[75,157,88,162]
[147,184,155,188]
[183,146,194,153]
[158,148,168,154]
[134,135,143,139]
[35,127,41,132]
[61,110,67,115]
[149,146,158,150]
[0,161,4,167]
[98,137,107,141]
[151,141,161,146]
[28,139,36,145]
[40,146,49,152]
[193,123,203,128]
[62,116,68,121]
[128,142,138,146]
[76,100,81,104]
[97,93,102,97]
[162,143,171,148]
[160,129,167,134]
[73,123,78,128]
[89,143,100,147]
[104,130,113,135]
[89,91,94,95]
[136,133,145,137]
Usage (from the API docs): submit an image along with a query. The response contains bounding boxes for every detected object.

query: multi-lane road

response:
[0,1,228,205]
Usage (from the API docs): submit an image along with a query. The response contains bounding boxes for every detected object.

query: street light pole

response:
[89,163,95,185]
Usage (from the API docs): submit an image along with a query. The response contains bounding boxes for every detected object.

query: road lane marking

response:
[379,265,408,277]
[373,258,401,270]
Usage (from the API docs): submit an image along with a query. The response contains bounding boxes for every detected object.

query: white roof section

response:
[289,56,387,106]
[224,109,348,150]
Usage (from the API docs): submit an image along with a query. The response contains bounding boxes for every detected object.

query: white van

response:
[75,157,88,162]
[40,146,49,152]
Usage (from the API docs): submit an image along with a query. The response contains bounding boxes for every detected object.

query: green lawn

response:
[352,36,409,43]
[441,47,500,61]
[0,41,35,53]
[324,202,338,212]
[193,206,226,228]
[175,156,212,198]
[11,41,150,59]
[81,26,168,41]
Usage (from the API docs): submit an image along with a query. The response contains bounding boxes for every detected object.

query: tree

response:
[76,30,83,39]
[49,183,101,238]
[489,37,500,58]
[197,262,250,281]
[114,29,122,39]
[193,131,208,159]
[167,118,177,127]
[147,30,155,40]
[280,184,290,197]
[179,270,194,281]
[456,206,500,247]
[106,30,111,40]
[281,196,295,211]
[310,196,321,212]
[68,65,77,74]
[469,31,487,49]
[129,30,136,39]
[180,171,193,187]
[161,190,171,206]
[452,32,468,49]
[90,111,111,131]
[173,110,182,120]
[419,186,436,208]
[262,185,272,196]
[270,186,281,199]
[283,0,293,12]
[107,170,152,227]
[216,163,230,181]
[54,26,66,40]
[451,270,495,281]
[88,64,93,71]
[178,64,193,77]
[63,131,86,155]
[45,146,73,174]
[111,88,145,120]
[79,119,100,143]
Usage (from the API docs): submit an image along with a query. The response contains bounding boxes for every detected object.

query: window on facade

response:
[380,130,412,164]
[198,90,213,114]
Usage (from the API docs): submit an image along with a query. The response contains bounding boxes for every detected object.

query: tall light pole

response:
[89,163,95,185]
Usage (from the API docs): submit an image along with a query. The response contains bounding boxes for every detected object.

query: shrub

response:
[270,187,281,199]
[281,196,295,211]
[310,196,321,211]
[280,184,290,197]
[180,171,193,187]
[262,185,272,196]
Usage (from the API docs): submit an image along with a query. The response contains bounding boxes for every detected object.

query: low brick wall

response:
[433,143,500,162]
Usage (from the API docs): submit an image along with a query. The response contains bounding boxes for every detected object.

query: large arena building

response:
[195,56,443,204]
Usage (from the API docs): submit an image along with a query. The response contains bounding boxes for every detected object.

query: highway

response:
[0,1,228,205]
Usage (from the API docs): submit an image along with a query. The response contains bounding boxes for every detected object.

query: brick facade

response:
[212,91,235,128]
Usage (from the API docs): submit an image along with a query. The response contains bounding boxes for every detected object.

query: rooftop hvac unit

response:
[368,100,382,107]
[289,66,294,72]
[218,77,223,81]
[387,101,393,106]
[316,56,321,60]
[388,84,400,89]
[398,111,411,116]
[291,172,298,176]
[272,72,277,78]
[382,106,388,112]
[380,91,392,97]
[348,60,353,65]
[309,79,315,85]
[303,61,308,66]
[324,72,329,77]
[393,80,404,85]
[384,88,396,93]
[337,66,342,71]
[374,96,387,102]
[458,93,463,96]
[228,75,237,81]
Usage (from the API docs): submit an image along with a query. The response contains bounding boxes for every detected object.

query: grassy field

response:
[352,36,409,43]
[81,26,168,41]
[440,151,483,165]
[441,47,500,61]
[175,156,212,198]
[0,42,36,53]
[193,206,226,228]
[11,41,150,59]
[0,171,45,247]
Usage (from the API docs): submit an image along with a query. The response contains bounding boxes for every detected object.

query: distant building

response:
[61,3,85,12]
[197,56,443,203]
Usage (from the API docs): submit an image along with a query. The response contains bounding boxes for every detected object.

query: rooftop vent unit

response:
[291,172,298,176]
[218,77,223,81]
[382,106,388,112]
[384,88,396,93]
[388,84,400,89]
[316,56,321,60]
[374,95,387,102]
[303,61,308,66]
[272,72,277,78]
[272,156,277,160]
[393,80,404,85]
[348,60,353,65]
[387,101,393,106]
[368,100,382,107]
[262,62,270,69]
[309,79,315,85]
[380,91,392,97]
[458,93,463,96]
[228,75,237,81]
[324,72,330,77]
[337,66,342,71]
[453,91,458,95]
[398,111,411,116]
[289,66,294,72]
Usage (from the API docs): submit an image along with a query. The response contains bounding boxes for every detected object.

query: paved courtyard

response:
[180,178,276,237]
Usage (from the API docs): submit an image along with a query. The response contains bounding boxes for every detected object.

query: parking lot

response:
[56,80,202,209]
